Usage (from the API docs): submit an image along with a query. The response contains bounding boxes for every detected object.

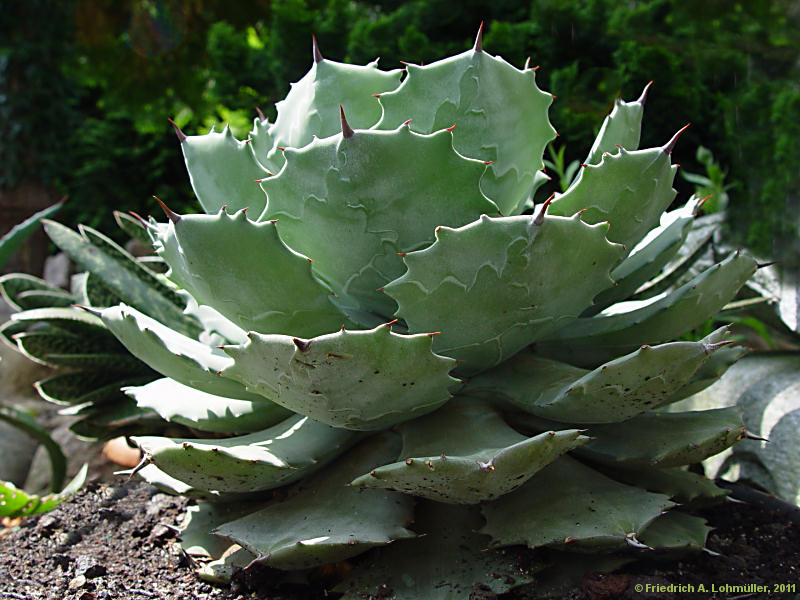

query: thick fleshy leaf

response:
[247,115,277,172]
[13,332,144,373]
[179,125,269,215]
[126,378,291,434]
[214,434,416,570]
[266,56,401,169]
[135,464,254,503]
[548,144,678,252]
[350,399,587,503]
[577,154,678,238]
[337,501,542,600]
[0,199,63,269]
[37,372,154,406]
[43,220,200,337]
[179,501,260,560]
[153,209,348,338]
[537,251,757,367]
[481,455,673,551]
[260,125,496,317]
[99,304,262,401]
[134,415,357,493]
[377,49,556,215]
[466,329,735,423]
[639,511,712,553]
[576,407,746,468]
[587,196,700,315]
[385,213,625,374]
[0,274,72,311]
[222,324,457,430]
[600,465,729,507]
[583,83,649,167]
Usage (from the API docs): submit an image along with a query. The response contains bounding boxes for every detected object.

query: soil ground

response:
[1,480,798,600]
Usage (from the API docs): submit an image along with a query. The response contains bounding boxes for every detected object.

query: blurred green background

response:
[2,0,798,263]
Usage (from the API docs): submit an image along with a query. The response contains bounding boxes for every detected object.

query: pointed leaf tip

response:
[637,81,653,105]
[153,196,181,224]
[339,105,355,138]
[524,57,530,70]
[312,34,323,64]
[71,304,102,317]
[474,21,484,52]
[167,118,186,142]
[255,106,266,123]
[704,340,736,354]
[534,193,555,225]
[663,123,691,154]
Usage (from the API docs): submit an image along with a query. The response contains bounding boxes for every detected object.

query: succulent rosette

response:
[2,27,759,598]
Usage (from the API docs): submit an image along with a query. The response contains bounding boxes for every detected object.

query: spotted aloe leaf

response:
[0,199,63,269]
[377,32,556,215]
[43,220,200,338]
[0,274,73,311]
[385,213,625,374]
[350,398,588,503]
[259,123,497,317]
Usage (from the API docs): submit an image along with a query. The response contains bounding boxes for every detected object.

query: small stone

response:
[99,486,128,507]
[150,523,174,542]
[75,555,106,578]
[37,514,61,532]
[68,574,87,590]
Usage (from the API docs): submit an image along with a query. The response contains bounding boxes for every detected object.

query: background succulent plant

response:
[2,28,766,597]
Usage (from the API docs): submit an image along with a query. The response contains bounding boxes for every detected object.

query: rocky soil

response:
[1,478,798,600]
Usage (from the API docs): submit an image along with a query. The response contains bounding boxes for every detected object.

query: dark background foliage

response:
[2,0,798,259]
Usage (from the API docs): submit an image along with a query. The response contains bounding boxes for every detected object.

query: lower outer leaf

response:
[465,329,734,424]
[133,415,358,493]
[213,433,416,571]
[350,398,588,504]
[480,455,674,551]
[638,511,712,553]
[336,500,543,600]
[125,377,291,434]
[573,407,746,468]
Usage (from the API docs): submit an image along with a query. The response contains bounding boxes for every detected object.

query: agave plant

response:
[11,27,763,596]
